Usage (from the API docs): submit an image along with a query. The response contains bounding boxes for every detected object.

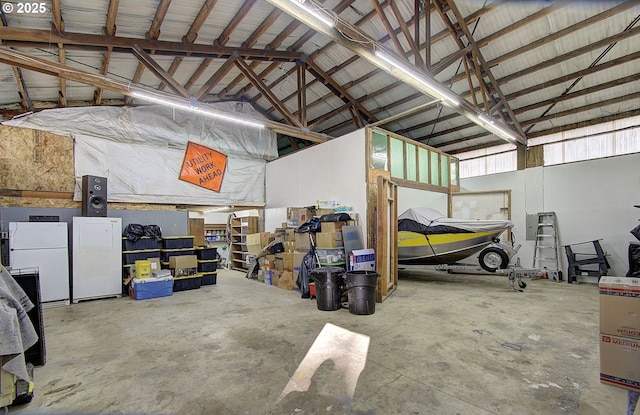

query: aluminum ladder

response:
[532,212,561,280]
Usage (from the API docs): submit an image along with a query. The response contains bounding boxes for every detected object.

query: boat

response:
[398,208,514,270]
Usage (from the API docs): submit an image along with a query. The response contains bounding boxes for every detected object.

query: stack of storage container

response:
[161,236,200,291]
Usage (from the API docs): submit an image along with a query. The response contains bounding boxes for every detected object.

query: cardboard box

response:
[148,258,162,276]
[348,248,376,271]
[275,252,294,271]
[599,277,640,392]
[169,255,197,277]
[246,233,262,254]
[295,232,313,250]
[321,221,349,233]
[260,232,274,248]
[599,277,640,339]
[315,231,343,248]
[287,207,314,228]
[599,334,640,392]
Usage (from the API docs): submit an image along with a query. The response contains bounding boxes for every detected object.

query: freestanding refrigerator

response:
[9,221,70,305]
[72,217,122,303]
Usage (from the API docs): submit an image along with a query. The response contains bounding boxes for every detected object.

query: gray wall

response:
[1,207,189,265]
[460,152,640,279]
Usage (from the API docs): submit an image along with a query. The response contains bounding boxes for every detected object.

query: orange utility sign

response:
[179,141,227,192]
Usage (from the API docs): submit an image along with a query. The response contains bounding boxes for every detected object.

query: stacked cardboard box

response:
[599,277,640,393]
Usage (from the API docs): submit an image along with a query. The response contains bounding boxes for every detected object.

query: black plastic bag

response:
[123,224,145,242]
[319,213,351,223]
[296,251,318,298]
[295,217,321,233]
[143,225,162,240]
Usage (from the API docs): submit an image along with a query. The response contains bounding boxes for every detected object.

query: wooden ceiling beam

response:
[0,27,303,60]
[158,0,218,91]
[305,58,377,124]
[514,73,640,116]
[181,0,258,97]
[526,109,640,139]
[132,44,190,98]
[0,11,32,112]
[233,55,302,127]
[94,0,119,105]
[193,59,235,100]
[51,0,66,107]
[371,0,406,59]
[0,47,331,144]
[389,0,425,70]
[521,91,640,127]
[125,0,171,104]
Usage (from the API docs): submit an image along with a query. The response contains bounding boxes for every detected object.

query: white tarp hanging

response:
[3,103,277,205]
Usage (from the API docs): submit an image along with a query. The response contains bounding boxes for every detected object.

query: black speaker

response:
[82,175,107,217]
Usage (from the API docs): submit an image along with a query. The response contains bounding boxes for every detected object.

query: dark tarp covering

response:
[397,219,471,236]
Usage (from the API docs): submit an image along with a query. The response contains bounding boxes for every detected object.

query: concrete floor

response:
[8,268,632,415]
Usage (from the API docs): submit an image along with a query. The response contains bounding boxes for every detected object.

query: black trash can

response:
[310,266,345,311]
[346,271,378,315]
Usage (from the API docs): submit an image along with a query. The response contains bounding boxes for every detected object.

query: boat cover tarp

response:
[398,208,513,235]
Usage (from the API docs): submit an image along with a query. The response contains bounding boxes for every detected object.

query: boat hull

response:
[398,229,506,265]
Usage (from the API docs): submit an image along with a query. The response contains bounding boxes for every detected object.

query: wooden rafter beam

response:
[158,0,218,91]
[297,62,307,127]
[193,59,235,100]
[0,46,331,144]
[94,0,119,105]
[0,27,303,61]
[124,0,171,104]
[233,55,302,127]
[0,11,32,112]
[371,0,405,58]
[181,0,257,96]
[51,0,66,107]
[305,58,377,125]
[132,44,190,98]
[389,0,425,70]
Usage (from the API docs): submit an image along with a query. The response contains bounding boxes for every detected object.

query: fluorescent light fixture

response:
[286,0,335,28]
[131,91,265,129]
[375,49,460,108]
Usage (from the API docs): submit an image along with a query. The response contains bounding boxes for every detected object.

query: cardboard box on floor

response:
[169,255,197,277]
[599,277,640,392]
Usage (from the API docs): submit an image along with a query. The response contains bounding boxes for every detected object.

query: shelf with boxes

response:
[205,224,227,244]
[122,236,162,284]
[230,216,259,271]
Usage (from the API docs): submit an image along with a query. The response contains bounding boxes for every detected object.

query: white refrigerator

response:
[9,221,70,305]
[72,217,122,303]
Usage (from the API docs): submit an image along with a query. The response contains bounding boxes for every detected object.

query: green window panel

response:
[441,154,449,187]
[390,138,405,179]
[430,151,440,185]
[418,147,429,183]
[372,131,388,170]
[406,143,417,181]
[450,157,459,187]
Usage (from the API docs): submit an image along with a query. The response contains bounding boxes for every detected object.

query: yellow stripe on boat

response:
[398,230,502,247]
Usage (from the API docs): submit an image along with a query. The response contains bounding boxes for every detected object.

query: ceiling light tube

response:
[131,90,265,129]
[375,49,460,108]
[286,0,335,28]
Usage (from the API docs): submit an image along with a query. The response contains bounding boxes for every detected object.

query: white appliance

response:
[9,221,70,304]
[72,217,122,303]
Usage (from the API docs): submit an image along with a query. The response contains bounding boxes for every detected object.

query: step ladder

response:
[532,212,561,281]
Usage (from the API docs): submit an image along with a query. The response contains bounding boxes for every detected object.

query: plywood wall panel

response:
[0,126,74,192]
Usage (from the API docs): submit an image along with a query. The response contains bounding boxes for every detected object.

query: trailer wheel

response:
[479,247,509,272]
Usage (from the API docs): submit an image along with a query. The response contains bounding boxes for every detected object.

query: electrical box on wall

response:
[526,214,538,240]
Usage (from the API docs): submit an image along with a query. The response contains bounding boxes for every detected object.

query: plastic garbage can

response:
[310,267,345,311]
[346,270,378,315]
